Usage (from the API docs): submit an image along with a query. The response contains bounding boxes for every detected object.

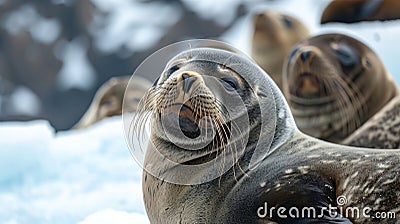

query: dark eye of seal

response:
[281,16,293,28]
[330,42,359,67]
[221,77,238,91]
[165,64,181,79]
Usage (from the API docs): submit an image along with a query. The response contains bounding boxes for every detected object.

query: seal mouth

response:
[162,103,202,139]
[290,72,329,99]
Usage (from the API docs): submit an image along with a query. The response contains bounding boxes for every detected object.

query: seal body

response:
[251,11,309,89]
[135,47,400,223]
[321,0,400,24]
[343,95,400,149]
[283,33,399,143]
[74,76,151,129]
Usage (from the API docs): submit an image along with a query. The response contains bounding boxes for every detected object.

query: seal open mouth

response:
[178,104,201,139]
[163,103,201,139]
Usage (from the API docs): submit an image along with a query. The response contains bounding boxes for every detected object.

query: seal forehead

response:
[168,48,269,88]
[305,34,371,53]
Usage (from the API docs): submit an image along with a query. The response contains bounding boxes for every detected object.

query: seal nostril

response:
[181,73,196,93]
[300,50,311,62]
[182,73,190,80]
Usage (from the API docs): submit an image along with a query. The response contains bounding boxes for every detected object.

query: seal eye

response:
[165,64,181,79]
[363,58,372,68]
[101,99,112,107]
[221,77,238,91]
[281,16,293,28]
[330,42,359,67]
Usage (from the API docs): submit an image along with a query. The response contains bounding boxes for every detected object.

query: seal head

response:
[251,11,310,89]
[283,33,398,142]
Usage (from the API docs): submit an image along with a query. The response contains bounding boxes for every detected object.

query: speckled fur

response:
[343,95,400,149]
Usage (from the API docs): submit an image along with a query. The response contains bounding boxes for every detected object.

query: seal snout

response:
[253,12,275,32]
[181,72,198,93]
[287,46,331,98]
[300,50,311,62]
[290,72,325,98]
[296,47,317,63]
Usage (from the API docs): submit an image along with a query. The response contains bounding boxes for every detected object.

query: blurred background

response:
[1,0,399,131]
[0,0,270,130]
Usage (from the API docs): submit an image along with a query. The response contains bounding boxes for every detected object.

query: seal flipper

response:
[258,173,352,223]
[357,0,384,20]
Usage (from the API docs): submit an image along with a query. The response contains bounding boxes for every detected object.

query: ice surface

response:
[78,209,149,224]
[0,117,148,224]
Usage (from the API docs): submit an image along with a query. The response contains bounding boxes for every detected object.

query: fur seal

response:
[321,0,400,24]
[132,46,400,223]
[74,76,151,129]
[283,33,399,143]
[343,95,400,149]
[251,11,310,89]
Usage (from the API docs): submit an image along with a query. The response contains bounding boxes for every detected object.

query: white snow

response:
[0,117,148,224]
[56,38,96,91]
[30,17,61,44]
[181,0,243,26]
[2,4,61,44]
[51,0,74,6]
[78,209,149,224]
[9,86,41,116]
[90,0,181,53]
[2,4,38,35]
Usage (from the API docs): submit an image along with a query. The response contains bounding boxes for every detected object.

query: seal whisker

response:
[329,78,357,136]
[331,77,364,136]
[213,98,249,179]
[130,87,159,151]
[324,78,351,134]
[339,71,369,120]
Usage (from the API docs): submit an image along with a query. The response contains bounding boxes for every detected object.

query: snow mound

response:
[0,117,148,224]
